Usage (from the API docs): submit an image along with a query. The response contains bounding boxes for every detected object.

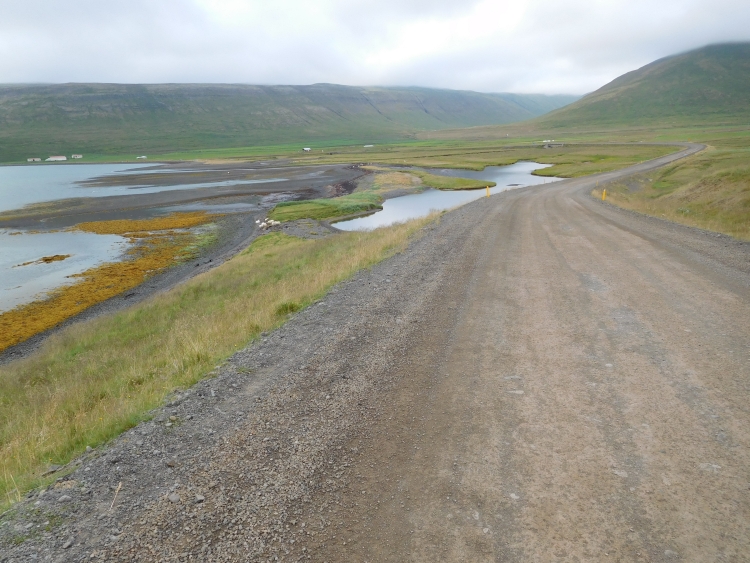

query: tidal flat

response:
[0,161,365,358]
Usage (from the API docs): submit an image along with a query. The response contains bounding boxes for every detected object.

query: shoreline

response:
[0,162,367,364]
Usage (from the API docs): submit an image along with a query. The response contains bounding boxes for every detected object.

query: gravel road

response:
[3,143,750,562]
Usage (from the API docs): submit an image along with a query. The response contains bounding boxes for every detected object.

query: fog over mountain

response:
[1,0,750,94]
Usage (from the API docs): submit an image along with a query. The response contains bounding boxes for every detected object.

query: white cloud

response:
[0,0,748,93]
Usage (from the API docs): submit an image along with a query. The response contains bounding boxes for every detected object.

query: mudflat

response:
[0,162,363,230]
[3,144,750,562]
[0,162,364,363]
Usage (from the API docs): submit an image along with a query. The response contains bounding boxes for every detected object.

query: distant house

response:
[27,157,41,162]
[364,144,374,148]
[71,154,83,159]
[136,155,148,159]
[303,148,311,152]
[45,156,67,161]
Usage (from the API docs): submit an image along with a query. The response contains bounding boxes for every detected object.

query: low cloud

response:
[1,0,748,94]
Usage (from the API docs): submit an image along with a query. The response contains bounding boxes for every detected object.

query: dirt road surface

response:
[4,144,750,562]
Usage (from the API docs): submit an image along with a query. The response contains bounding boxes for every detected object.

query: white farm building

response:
[45,156,67,161]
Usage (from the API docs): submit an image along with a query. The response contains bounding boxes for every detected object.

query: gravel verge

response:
[0,203,468,562]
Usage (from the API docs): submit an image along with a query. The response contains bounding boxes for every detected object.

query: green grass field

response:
[401,170,495,190]
[0,83,579,163]
[269,191,384,222]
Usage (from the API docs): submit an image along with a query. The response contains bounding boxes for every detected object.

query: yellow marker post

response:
[486,185,490,198]
[602,189,607,201]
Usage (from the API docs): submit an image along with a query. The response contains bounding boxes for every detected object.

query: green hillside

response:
[540,43,750,128]
[0,83,577,162]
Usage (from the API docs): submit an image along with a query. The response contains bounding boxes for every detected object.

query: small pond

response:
[335,161,558,231]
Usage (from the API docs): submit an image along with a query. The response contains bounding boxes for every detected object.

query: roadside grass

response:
[0,213,218,353]
[0,214,436,508]
[596,146,750,240]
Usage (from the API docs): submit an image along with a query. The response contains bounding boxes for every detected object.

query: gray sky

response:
[1,0,749,94]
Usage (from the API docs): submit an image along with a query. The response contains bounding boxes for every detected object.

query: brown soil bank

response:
[4,144,750,562]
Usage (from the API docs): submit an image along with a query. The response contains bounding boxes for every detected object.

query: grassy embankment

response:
[0,213,218,353]
[269,191,384,222]
[403,171,496,189]
[595,144,750,240]
[0,214,435,507]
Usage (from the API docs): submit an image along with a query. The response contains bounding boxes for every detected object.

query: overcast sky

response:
[1,0,749,95]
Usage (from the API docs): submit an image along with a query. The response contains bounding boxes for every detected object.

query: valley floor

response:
[3,144,750,562]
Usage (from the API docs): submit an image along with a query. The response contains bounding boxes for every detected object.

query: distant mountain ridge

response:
[539,42,750,128]
[0,83,578,161]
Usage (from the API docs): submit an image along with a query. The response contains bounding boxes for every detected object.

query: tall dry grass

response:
[0,216,435,507]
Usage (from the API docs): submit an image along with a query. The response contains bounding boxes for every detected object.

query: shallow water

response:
[335,161,557,231]
[0,163,298,315]
[0,230,128,313]
[0,163,287,213]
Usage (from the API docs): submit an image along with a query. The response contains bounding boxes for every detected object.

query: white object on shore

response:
[136,155,148,159]
[45,156,67,161]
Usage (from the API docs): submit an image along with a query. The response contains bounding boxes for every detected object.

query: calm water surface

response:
[0,163,287,213]
[336,161,558,231]
[0,230,127,313]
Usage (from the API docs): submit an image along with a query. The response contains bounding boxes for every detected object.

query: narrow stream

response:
[335,161,558,231]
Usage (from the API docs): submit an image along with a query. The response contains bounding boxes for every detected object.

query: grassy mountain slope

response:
[541,43,750,128]
[0,83,577,162]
